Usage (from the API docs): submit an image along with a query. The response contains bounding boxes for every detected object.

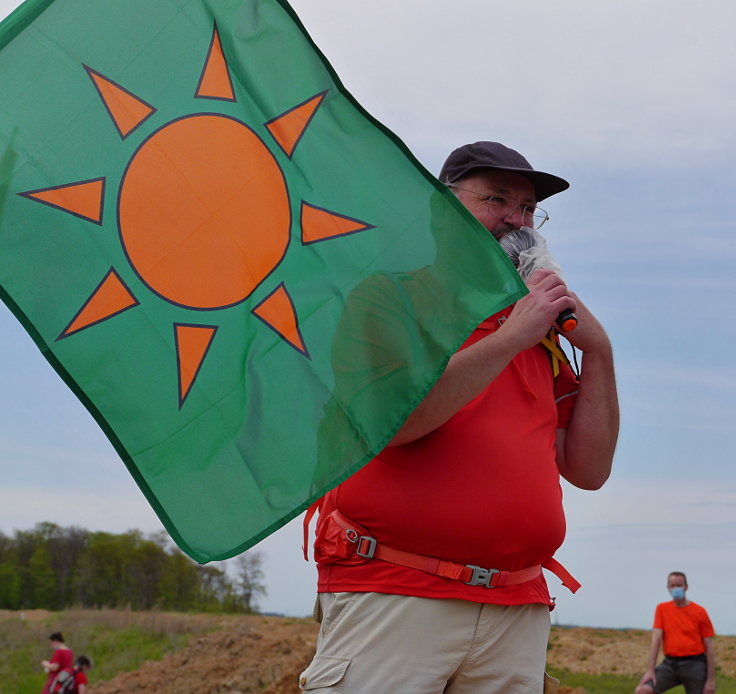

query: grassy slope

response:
[0,610,225,694]
[550,668,736,694]
[550,668,640,693]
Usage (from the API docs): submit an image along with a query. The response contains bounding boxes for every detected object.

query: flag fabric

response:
[0,0,526,562]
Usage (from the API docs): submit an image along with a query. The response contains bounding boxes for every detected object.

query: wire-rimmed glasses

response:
[448,184,549,230]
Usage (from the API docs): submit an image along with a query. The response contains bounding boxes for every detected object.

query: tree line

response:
[0,522,266,612]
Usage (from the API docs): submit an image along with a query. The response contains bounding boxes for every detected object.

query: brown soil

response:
[90,615,317,694]
[88,618,736,693]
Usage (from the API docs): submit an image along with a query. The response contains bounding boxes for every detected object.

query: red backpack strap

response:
[542,557,581,593]
[302,497,323,561]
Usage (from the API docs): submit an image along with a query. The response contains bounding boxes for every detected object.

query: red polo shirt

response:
[316,310,579,606]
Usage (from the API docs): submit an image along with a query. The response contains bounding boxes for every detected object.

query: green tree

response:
[28,544,56,608]
[196,564,231,610]
[0,532,21,608]
[0,523,264,612]
[76,531,128,607]
[158,549,200,610]
[126,536,165,609]
[47,525,87,607]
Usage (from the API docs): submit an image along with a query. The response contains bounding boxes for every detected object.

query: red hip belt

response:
[304,503,580,593]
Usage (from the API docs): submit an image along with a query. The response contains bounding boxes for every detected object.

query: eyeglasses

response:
[448,184,549,230]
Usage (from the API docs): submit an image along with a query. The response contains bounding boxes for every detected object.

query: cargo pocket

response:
[298,655,351,691]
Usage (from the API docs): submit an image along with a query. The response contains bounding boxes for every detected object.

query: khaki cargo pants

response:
[299,592,558,693]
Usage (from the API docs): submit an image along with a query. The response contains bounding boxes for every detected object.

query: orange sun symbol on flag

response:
[19,22,373,408]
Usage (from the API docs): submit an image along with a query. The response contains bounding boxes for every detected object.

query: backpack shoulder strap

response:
[302,497,323,561]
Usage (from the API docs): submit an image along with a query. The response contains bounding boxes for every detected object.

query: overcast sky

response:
[1,0,735,634]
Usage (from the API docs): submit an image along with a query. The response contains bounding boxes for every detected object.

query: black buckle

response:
[465,565,500,588]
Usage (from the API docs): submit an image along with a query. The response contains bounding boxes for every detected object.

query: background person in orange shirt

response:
[635,571,716,694]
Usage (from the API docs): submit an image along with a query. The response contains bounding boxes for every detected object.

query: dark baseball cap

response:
[439,141,569,201]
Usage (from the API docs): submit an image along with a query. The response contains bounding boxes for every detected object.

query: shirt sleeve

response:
[700,607,716,638]
[653,604,664,629]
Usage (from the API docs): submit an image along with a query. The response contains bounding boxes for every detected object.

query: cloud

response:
[620,361,736,393]
[614,358,736,440]
[0,484,165,536]
[563,479,736,528]
[291,0,736,172]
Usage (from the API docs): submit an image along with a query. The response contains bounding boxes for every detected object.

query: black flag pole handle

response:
[556,307,577,333]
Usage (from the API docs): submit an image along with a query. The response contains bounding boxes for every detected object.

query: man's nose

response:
[503,204,526,227]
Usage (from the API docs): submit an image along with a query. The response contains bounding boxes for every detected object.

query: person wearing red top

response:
[40,632,73,694]
[49,655,92,694]
[300,141,619,694]
[71,655,92,694]
[636,572,716,694]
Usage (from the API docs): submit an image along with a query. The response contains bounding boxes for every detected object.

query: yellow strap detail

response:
[539,329,569,378]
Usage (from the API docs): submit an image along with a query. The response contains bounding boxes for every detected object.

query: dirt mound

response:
[548,626,650,676]
[91,616,317,694]
[89,618,736,693]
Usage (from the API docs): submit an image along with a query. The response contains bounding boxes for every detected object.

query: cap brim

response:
[472,165,570,202]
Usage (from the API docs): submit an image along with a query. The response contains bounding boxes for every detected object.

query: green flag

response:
[0,0,526,562]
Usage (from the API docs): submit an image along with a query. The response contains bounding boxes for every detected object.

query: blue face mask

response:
[670,587,686,600]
